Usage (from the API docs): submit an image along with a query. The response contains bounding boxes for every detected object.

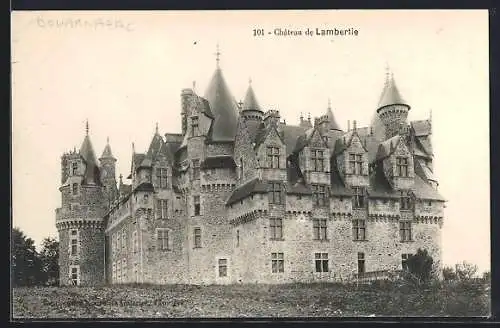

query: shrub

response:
[442,266,457,281]
[406,248,434,285]
[455,261,478,280]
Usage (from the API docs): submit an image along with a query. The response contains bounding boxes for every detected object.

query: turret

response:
[241,78,264,139]
[376,68,411,140]
[55,121,106,286]
[99,137,118,207]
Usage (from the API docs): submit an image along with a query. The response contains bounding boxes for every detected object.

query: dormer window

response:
[311,150,325,172]
[267,146,280,168]
[191,116,199,137]
[192,159,200,180]
[156,168,168,189]
[72,183,78,195]
[268,182,283,204]
[71,162,78,175]
[312,184,327,206]
[396,157,409,177]
[349,153,363,175]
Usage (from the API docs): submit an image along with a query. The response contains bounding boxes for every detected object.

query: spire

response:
[132,142,135,154]
[192,81,197,94]
[100,136,115,160]
[242,78,262,112]
[79,125,100,185]
[85,119,89,136]
[377,66,409,111]
[325,98,341,131]
[155,122,159,135]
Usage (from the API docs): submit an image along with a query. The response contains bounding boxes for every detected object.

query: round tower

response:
[55,122,107,286]
[375,69,411,140]
[241,78,264,138]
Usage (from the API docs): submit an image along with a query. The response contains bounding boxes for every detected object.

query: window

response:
[400,191,412,211]
[352,187,365,208]
[267,146,280,168]
[268,182,283,204]
[156,229,171,251]
[269,218,283,240]
[236,230,240,247]
[70,230,78,256]
[191,116,199,137]
[72,183,78,195]
[157,199,168,219]
[193,196,200,216]
[218,259,228,277]
[132,231,138,253]
[117,260,121,283]
[122,258,127,282]
[311,149,325,172]
[315,253,329,272]
[72,162,78,175]
[122,230,126,250]
[313,219,328,240]
[192,159,200,180]
[396,157,409,177]
[194,228,202,248]
[402,253,412,271]
[312,185,328,206]
[357,252,365,274]
[349,153,363,175]
[271,252,284,273]
[156,168,168,189]
[352,219,366,241]
[70,266,79,286]
[112,262,116,282]
[400,221,413,242]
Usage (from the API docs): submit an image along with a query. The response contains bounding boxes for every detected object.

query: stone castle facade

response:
[55,53,445,286]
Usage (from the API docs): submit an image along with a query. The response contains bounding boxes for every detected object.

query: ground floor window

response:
[402,253,412,271]
[271,252,284,273]
[315,253,329,272]
[357,252,365,274]
[218,259,228,277]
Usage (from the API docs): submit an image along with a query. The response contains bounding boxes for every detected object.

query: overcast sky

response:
[12,10,490,272]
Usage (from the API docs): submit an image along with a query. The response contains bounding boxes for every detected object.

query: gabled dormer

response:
[376,134,415,190]
[295,125,330,186]
[254,120,287,182]
[333,121,369,188]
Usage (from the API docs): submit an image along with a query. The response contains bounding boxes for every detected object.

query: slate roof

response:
[204,67,239,142]
[375,135,401,161]
[330,166,353,196]
[377,74,409,111]
[411,120,432,137]
[287,181,312,195]
[242,84,262,112]
[100,141,115,160]
[414,158,437,183]
[280,125,308,157]
[367,165,400,199]
[326,106,342,131]
[79,135,101,185]
[226,178,269,205]
[413,174,445,201]
[201,156,237,169]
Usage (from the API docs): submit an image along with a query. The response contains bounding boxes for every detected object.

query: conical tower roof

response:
[326,99,341,131]
[100,137,115,160]
[242,79,262,112]
[146,124,164,160]
[79,122,101,185]
[377,71,409,111]
[203,47,239,142]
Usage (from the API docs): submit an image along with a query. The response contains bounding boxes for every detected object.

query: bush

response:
[406,248,434,285]
[442,266,457,281]
[455,261,478,280]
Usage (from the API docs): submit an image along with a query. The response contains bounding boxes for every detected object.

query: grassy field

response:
[12,280,490,319]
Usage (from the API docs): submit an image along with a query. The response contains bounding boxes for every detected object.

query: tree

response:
[406,248,434,284]
[11,228,44,286]
[483,271,491,281]
[455,261,478,280]
[442,266,457,281]
[39,237,59,286]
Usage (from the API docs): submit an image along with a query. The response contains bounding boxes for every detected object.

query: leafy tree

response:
[442,266,457,281]
[483,271,491,281]
[39,237,59,286]
[11,228,43,286]
[455,261,478,280]
[406,248,434,284]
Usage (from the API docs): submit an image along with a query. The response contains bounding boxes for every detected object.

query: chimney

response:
[353,120,357,131]
[347,120,351,131]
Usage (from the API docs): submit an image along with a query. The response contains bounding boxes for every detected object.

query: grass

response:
[12,280,491,319]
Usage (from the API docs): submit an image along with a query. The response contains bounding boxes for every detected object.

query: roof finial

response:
[85,119,89,136]
[106,136,109,144]
[249,77,252,85]
[215,43,221,67]
[192,80,196,93]
[328,98,331,109]
[155,122,159,135]
[385,62,391,84]
[307,112,311,122]
[300,112,303,120]
[132,142,135,154]
[429,108,433,122]
[119,174,123,184]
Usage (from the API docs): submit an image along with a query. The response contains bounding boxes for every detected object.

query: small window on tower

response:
[72,183,78,195]
[72,162,78,175]
[193,196,201,216]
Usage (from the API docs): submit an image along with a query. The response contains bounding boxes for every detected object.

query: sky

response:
[11,10,490,272]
